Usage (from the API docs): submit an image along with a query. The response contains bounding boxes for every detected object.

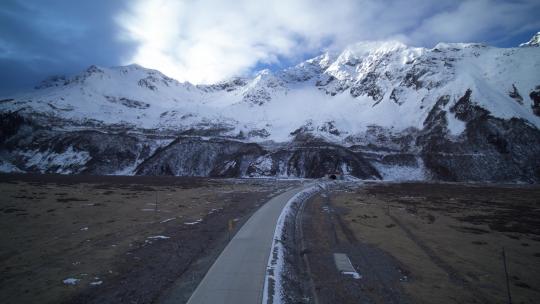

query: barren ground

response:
[3,175,540,304]
[302,182,540,304]
[0,174,295,304]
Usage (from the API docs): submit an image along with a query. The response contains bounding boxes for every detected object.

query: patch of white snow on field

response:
[184,219,202,225]
[63,278,80,285]
[208,208,222,215]
[90,280,103,286]
[160,217,176,223]
[342,271,362,279]
[147,235,170,239]
[262,184,322,304]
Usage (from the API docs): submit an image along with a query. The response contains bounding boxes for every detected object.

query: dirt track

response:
[300,188,409,304]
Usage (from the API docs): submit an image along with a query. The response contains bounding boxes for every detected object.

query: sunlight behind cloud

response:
[116,0,540,84]
[115,0,369,83]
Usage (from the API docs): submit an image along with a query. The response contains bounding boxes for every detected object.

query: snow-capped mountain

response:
[520,32,540,47]
[1,33,539,182]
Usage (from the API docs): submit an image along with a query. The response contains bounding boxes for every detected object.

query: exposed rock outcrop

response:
[135,136,380,179]
[418,90,540,182]
[135,137,263,177]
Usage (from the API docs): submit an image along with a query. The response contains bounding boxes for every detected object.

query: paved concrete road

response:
[187,185,306,304]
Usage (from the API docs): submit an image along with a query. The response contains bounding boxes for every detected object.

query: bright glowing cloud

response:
[116,0,539,84]
[2,0,539,94]
[116,0,356,84]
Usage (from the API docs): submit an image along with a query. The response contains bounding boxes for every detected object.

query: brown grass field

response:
[0,174,294,304]
[327,182,540,303]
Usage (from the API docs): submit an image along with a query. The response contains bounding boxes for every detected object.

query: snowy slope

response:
[2,39,539,143]
[1,34,540,181]
[520,32,540,47]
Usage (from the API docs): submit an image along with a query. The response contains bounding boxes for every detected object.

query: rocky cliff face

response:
[135,137,263,177]
[0,112,151,175]
[1,34,539,182]
[417,90,540,182]
[134,136,380,179]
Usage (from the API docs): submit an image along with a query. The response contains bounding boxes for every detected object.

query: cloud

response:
[0,0,136,94]
[116,0,347,84]
[117,0,539,85]
[410,0,540,45]
[0,0,538,94]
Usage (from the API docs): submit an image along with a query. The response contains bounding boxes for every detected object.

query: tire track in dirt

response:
[388,212,490,304]
[299,188,410,304]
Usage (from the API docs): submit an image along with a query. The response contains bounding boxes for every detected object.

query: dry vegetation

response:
[0,174,291,304]
[332,182,540,304]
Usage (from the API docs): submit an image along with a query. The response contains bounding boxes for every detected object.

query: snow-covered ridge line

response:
[262,183,323,304]
[520,32,540,47]
[2,33,539,144]
[1,33,539,182]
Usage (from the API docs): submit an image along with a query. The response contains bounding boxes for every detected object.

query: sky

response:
[1,0,539,95]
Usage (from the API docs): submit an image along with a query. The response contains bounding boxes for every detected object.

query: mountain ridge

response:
[1,34,539,182]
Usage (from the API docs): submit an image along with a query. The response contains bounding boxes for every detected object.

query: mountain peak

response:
[433,42,487,50]
[519,32,540,47]
[124,63,145,69]
[343,40,408,56]
[111,63,158,75]
[85,65,105,74]
[255,69,273,77]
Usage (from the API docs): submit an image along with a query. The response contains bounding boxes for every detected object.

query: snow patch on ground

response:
[160,217,176,223]
[63,278,80,285]
[147,235,170,239]
[342,271,362,279]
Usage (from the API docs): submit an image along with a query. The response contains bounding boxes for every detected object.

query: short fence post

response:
[502,247,512,304]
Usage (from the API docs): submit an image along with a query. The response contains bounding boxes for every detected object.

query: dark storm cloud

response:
[0,0,136,95]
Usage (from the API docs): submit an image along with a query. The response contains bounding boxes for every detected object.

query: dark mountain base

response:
[1,108,539,183]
